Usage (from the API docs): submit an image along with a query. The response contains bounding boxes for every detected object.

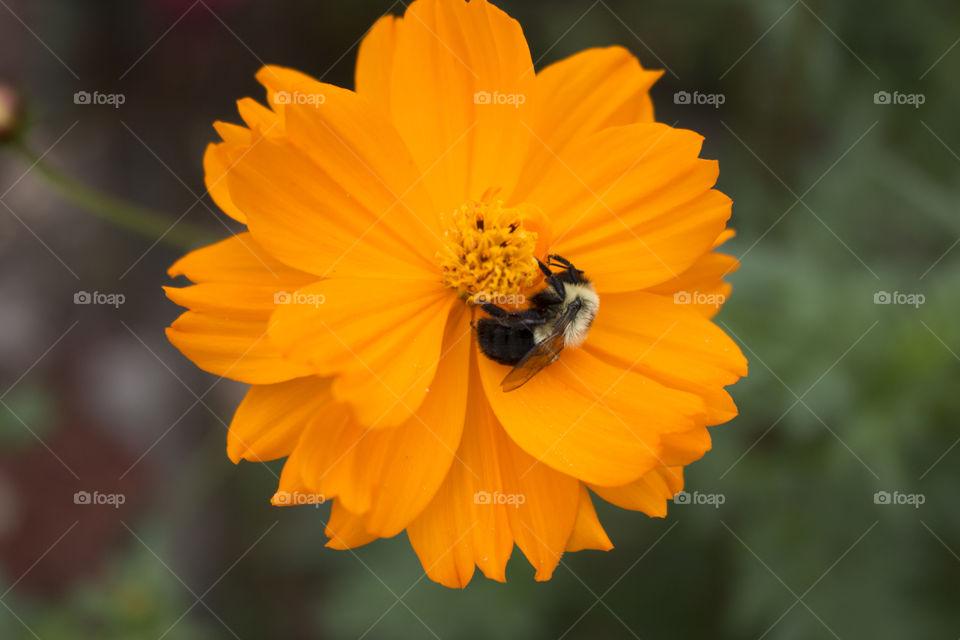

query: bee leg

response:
[548,254,584,280]
[480,302,510,318]
[537,257,565,298]
[515,308,549,325]
[551,275,566,298]
[547,254,572,268]
[536,258,554,278]
[480,303,537,329]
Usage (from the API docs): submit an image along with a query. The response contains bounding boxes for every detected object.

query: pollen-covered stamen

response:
[439,199,540,301]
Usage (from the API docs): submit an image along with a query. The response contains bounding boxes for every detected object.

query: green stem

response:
[13,143,218,250]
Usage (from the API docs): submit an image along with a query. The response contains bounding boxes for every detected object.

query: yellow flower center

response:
[438,198,543,302]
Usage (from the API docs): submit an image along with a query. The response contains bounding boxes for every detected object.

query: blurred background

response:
[1,0,958,637]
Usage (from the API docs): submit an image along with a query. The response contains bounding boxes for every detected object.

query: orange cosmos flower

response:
[165,0,747,588]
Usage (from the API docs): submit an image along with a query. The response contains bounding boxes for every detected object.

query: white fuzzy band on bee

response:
[532,282,599,348]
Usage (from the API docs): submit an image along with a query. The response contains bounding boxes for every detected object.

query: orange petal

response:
[203,142,247,223]
[203,98,285,225]
[287,402,365,511]
[268,279,455,427]
[387,0,535,213]
[406,369,514,588]
[270,444,328,508]
[165,235,319,321]
[221,65,443,278]
[587,290,747,425]
[566,484,614,552]
[478,345,705,487]
[254,65,322,120]
[164,283,294,320]
[408,364,579,587]
[591,466,684,518]
[298,309,472,536]
[227,377,332,463]
[514,46,662,201]
[523,123,729,292]
[325,501,379,550]
[279,78,442,254]
[497,404,580,582]
[660,427,713,467]
[165,312,312,384]
[355,14,399,113]
[212,120,250,145]
[225,131,437,281]
[349,308,472,535]
[165,233,317,384]
[167,232,315,287]
[236,95,283,134]
[713,228,736,248]
[273,439,308,502]
[646,250,739,318]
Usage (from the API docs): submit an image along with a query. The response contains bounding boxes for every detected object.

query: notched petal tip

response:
[166,257,188,279]
[254,64,317,91]
[225,444,244,465]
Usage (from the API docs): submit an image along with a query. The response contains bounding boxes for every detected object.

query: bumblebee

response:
[476,255,599,391]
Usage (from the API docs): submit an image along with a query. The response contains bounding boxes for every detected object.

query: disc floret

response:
[439,199,540,302]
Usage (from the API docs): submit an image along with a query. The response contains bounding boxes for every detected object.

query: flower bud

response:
[0,85,23,143]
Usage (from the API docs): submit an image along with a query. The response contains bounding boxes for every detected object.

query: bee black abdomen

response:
[476,318,536,366]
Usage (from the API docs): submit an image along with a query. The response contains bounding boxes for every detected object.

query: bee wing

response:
[500,299,582,392]
[499,330,566,392]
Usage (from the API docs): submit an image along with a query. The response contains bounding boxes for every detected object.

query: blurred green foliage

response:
[1,0,958,638]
